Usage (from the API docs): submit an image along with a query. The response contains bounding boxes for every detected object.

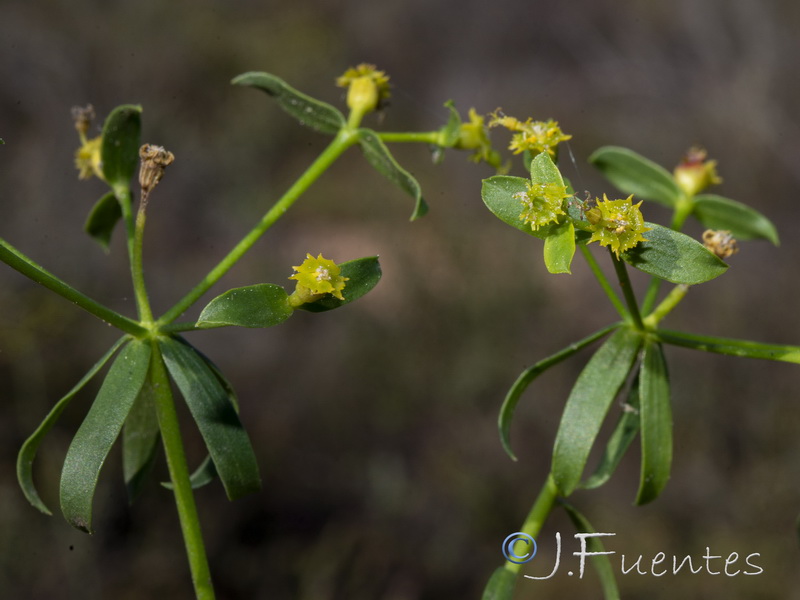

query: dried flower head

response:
[674,146,722,196]
[702,229,738,259]
[138,144,175,203]
[514,181,570,231]
[489,111,572,158]
[71,104,95,138]
[289,253,349,304]
[336,64,390,115]
[586,194,651,257]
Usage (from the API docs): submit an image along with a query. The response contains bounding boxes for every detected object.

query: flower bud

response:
[674,147,722,196]
[336,64,390,117]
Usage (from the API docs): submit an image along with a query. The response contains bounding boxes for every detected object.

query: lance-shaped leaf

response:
[197,284,293,329]
[581,382,640,490]
[693,194,779,245]
[561,501,621,600]
[232,71,346,135]
[622,223,728,284]
[60,340,151,532]
[590,146,682,208]
[482,176,556,240]
[636,341,672,504]
[84,191,122,251]
[17,337,128,515]
[499,324,619,461]
[358,128,428,220]
[552,328,641,496]
[298,256,381,313]
[123,377,160,503]
[101,105,142,190]
[481,567,517,600]
[656,329,800,364]
[159,336,261,500]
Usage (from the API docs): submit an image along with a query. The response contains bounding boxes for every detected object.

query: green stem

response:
[0,237,147,336]
[157,130,359,325]
[504,474,559,574]
[377,131,442,144]
[643,284,688,329]
[149,341,215,600]
[610,251,644,331]
[579,245,627,320]
[132,199,154,323]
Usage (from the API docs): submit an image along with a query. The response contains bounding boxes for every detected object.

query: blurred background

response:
[2,0,800,598]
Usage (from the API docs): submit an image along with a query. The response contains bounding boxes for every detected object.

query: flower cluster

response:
[288,253,349,305]
[586,195,651,257]
[453,108,506,170]
[72,105,104,181]
[336,64,391,115]
[489,111,572,158]
[515,181,570,231]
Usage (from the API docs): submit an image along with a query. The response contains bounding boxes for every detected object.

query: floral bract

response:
[289,253,349,300]
[586,194,651,257]
[454,108,504,170]
[673,146,722,196]
[514,181,569,231]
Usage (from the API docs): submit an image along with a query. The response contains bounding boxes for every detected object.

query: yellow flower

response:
[489,111,572,158]
[74,136,104,181]
[288,254,349,305]
[515,181,570,231]
[336,64,390,115]
[454,108,505,170]
[586,195,651,257]
[673,146,722,196]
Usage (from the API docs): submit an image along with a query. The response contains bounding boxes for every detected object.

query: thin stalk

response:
[643,284,689,329]
[504,474,559,574]
[610,251,644,331]
[0,237,147,336]
[157,130,359,325]
[377,131,442,144]
[131,198,154,323]
[149,341,215,600]
[579,244,627,320]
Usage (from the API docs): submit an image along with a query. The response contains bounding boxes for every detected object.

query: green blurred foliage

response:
[1,0,800,598]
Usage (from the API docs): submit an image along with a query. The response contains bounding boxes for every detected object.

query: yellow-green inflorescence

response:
[673,146,722,197]
[288,253,349,307]
[586,194,651,257]
[454,108,505,170]
[72,105,104,181]
[336,63,391,116]
[514,181,571,231]
[489,111,572,158]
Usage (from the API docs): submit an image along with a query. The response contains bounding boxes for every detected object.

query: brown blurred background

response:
[2,0,800,598]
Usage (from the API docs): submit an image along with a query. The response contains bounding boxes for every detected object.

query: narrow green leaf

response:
[561,501,621,600]
[656,329,800,363]
[358,129,428,220]
[60,340,151,532]
[100,104,142,189]
[482,175,556,240]
[693,194,779,245]
[232,71,346,135]
[636,341,672,504]
[17,337,128,515]
[84,191,122,251]
[622,223,728,284]
[499,324,620,461]
[298,256,381,313]
[581,383,641,490]
[122,377,160,503]
[590,146,682,208]
[552,328,642,496]
[196,283,293,329]
[543,220,575,274]
[159,337,261,500]
[162,455,218,491]
[481,567,517,600]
